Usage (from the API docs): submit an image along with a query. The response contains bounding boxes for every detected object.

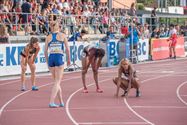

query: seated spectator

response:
[68,29,87,41]
[121,24,128,37]
[142,23,150,39]
[106,26,115,39]
[151,27,160,38]
[0,24,9,43]
[159,27,166,38]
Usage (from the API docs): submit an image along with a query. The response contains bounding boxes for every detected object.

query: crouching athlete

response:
[113,58,141,97]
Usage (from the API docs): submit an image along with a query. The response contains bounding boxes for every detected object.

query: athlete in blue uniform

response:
[20,37,40,91]
[45,20,70,108]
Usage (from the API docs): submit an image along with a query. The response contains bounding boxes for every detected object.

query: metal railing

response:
[1,12,187,37]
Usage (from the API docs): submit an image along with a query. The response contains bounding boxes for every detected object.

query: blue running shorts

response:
[48,53,64,67]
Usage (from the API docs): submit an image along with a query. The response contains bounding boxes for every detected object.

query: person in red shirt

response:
[167,24,177,59]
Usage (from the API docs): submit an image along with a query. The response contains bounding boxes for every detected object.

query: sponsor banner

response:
[137,38,149,61]
[184,40,187,56]
[151,37,185,60]
[100,39,120,66]
[0,41,99,76]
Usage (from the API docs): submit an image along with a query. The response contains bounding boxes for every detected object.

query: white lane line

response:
[124,74,172,125]
[4,108,62,112]
[0,70,103,86]
[124,99,154,125]
[180,95,187,97]
[3,106,128,112]
[78,122,148,125]
[5,105,187,113]
[0,71,111,121]
[176,81,187,106]
[65,78,111,125]
[0,80,20,86]
[131,106,187,109]
[0,76,80,118]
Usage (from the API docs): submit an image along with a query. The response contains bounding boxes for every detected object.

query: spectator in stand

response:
[175,24,180,35]
[151,27,160,38]
[129,2,136,17]
[128,22,141,62]
[106,26,115,39]
[121,23,128,38]
[0,24,9,43]
[159,27,166,38]
[151,7,157,31]
[21,0,32,24]
[68,29,87,41]
[142,23,150,39]
[101,10,109,34]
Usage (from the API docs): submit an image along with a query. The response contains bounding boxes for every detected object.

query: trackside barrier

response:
[0,41,97,76]
[1,36,184,76]
[151,36,185,60]
[100,38,150,67]
[137,38,150,61]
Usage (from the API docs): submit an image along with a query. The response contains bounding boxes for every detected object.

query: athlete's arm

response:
[24,46,29,65]
[63,34,70,66]
[115,66,122,97]
[127,65,133,92]
[44,35,49,65]
[32,46,40,64]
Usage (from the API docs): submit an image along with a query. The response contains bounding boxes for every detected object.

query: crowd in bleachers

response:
[0,0,187,39]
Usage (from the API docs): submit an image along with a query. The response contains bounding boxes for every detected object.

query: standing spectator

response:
[175,24,180,35]
[151,7,157,31]
[129,2,136,17]
[101,11,109,33]
[167,24,177,59]
[128,22,141,63]
[21,0,32,25]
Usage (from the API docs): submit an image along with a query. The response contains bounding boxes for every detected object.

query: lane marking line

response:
[78,122,148,125]
[124,74,173,125]
[0,76,81,118]
[176,81,187,106]
[65,78,111,125]
[131,106,187,109]
[180,95,187,97]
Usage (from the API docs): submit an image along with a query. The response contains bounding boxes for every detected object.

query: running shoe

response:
[96,88,103,93]
[21,86,26,91]
[49,103,59,108]
[136,91,141,97]
[59,103,64,107]
[32,86,39,91]
[83,89,88,93]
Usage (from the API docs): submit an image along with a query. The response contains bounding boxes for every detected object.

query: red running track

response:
[0,58,187,125]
